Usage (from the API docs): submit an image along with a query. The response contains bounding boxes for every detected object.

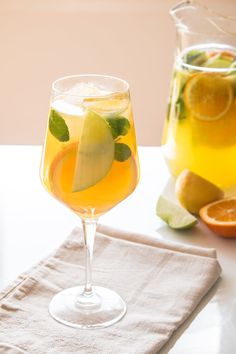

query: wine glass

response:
[40,74,139,329]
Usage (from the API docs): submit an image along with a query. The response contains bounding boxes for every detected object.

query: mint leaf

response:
[174,81,187,120]
[49,110,69,142]
[114,143,131,162]
[185,50,207,66]
[175,97,187,120]
[106,116,130,139]
[166,101,171,121]
[230,60,236,69]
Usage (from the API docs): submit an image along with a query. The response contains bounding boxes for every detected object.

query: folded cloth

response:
[0,225,221,354]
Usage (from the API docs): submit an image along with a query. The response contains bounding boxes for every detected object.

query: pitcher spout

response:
[170,0,236,36]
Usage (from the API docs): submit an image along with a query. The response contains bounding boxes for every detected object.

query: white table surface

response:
[0,145,235,354]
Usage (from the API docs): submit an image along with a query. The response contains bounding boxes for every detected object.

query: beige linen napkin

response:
[0,225,221,354]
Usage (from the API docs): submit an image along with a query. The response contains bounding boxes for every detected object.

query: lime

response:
[205,58,232,68]
[175,169,224,214]
[204,52,234,69]
[184,73,233,121]
[156,195,197,230]
[73,110,115,192]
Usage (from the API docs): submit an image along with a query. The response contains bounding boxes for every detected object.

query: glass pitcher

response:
[162,1,236,188]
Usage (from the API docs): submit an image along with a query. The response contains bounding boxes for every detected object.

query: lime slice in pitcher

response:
[72,110,115,192]
[184,73,233,121]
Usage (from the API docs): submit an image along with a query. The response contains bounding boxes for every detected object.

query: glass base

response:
[49,286,127,329]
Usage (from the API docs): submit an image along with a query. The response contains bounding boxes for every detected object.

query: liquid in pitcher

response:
[162,44,236,188]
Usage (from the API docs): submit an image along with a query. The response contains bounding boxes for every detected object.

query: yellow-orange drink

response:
[41,81,139,218]
[163,44,236,188]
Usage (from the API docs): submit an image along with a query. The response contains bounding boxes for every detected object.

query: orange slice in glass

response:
[184,73,233,121]
[49,143,77,197]
[199,197,236,237]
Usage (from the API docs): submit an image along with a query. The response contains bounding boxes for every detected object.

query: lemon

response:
[156,195,197,229]
[175,169,224,214]
[184,73,233,121]
[73,110,114,192]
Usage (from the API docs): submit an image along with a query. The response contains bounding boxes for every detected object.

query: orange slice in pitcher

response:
[199,198,236,238]
[184,73,233,121]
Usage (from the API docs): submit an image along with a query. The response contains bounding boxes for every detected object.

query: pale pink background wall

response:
[0,0,235,145]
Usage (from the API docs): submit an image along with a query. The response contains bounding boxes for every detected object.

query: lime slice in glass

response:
[73,110,115,192]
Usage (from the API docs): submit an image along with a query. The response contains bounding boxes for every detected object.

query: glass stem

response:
[82,218,98,296]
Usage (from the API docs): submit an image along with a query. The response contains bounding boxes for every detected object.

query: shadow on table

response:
[156,173,236,353]
[158,278,221,354]
[156,221,236,263]
[0,207,5,290]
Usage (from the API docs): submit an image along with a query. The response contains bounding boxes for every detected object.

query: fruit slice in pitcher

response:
[184,73,233,121]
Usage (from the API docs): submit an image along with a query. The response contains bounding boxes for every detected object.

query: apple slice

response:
[73,110,115,192]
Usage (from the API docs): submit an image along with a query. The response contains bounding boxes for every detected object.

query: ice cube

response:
[52,99,85,117]
[64,82,111,104]
[60,82,129,117]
